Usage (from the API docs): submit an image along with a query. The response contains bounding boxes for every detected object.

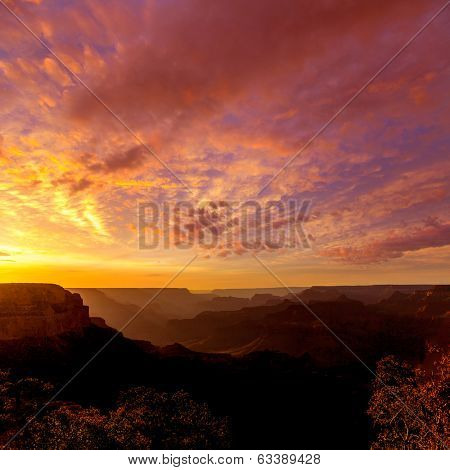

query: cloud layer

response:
[0,0,449,285]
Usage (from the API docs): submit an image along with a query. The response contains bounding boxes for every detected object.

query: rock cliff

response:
[0,284,89,340]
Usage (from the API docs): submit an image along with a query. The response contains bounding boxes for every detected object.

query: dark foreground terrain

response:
[0,284,448,449]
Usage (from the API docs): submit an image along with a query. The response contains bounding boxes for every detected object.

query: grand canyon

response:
[0,282,448,449]
[1,0,449,456]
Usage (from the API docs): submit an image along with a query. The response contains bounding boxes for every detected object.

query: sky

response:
[0,0,449,288]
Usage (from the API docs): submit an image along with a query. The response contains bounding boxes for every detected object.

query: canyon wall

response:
[0,284,89,340]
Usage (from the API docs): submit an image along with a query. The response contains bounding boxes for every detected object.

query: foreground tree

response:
[18,404,110,449]
[368,352,448,449]
[3,380,230,449]
[0,369,53,443]
[107,387,231,449]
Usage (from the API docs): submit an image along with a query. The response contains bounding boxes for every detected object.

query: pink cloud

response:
[0,0,449,276]
[320,219,450,263]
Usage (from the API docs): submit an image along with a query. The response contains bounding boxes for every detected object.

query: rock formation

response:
[0,284,89,340]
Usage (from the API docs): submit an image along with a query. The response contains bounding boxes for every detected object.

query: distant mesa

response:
[0,283,89,340]
[379,285,450,318]
[210,287,307,298]
[298,284,436,304]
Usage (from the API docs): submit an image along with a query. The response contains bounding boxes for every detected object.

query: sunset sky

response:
[0,0,449,288]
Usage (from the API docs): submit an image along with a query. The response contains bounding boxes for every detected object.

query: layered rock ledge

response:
[0,284,89,340]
